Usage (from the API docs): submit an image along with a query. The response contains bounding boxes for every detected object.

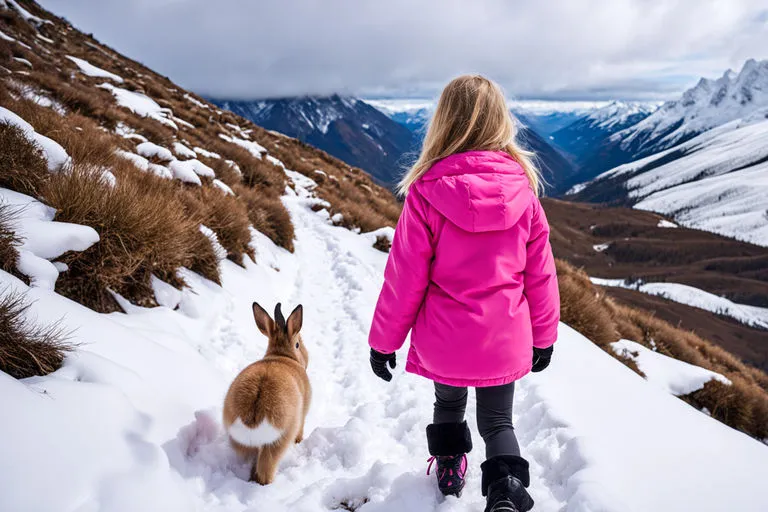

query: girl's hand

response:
[531,346,553,373]
[370,348,397,382]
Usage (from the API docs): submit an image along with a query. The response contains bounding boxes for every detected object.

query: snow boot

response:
[426,421,472,497]
[481,455,534,512]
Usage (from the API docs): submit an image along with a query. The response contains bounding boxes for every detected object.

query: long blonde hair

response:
[398,75,542,196]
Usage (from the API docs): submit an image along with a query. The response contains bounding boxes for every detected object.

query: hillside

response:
[1,1,768,511]
[571,110,768,246]
[211,95,417,188]
[543,198,768,371]
[578,59,768,176]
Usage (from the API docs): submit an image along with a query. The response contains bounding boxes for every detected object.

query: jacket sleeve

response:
[368,187,434,354]
[523,198,560,348]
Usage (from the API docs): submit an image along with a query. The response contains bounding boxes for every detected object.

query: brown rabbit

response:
[223,302,311,484]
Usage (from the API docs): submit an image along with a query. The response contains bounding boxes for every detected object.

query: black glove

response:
[370,348,396,382]
[531,345,553,373]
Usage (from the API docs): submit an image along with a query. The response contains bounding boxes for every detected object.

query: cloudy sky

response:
[44,0,768,100]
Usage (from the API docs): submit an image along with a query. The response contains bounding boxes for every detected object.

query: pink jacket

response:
[369,150,560,387]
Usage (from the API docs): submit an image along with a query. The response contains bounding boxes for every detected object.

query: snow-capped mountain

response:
[572,109,768,246]
[579,59,768,175]
[212,95,416,187]
[367,99,577,193]
[549,101,658,192]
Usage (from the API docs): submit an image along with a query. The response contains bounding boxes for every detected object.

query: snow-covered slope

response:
[612,60,768,156]
[591,277,768,329]
[574,112,768,246]
[572,59,768,178]
[2,171,768,512]
[211,95,416,187]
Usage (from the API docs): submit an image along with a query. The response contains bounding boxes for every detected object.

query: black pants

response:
[433,382,520,458]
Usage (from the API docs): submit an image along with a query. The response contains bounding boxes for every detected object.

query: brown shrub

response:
[199,157,241,187]
[0,291,72,379]
[0,121,50,197]
[41,165,219,312]
[233,184,295,252]
[0,205,20,273]
[209,141,283,192]
[179,186,255,264]
[556,259,620,349]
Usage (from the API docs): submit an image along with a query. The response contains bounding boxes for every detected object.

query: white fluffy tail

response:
[228,417,283,447]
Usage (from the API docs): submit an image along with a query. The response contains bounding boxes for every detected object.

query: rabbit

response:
[223,302,311,485]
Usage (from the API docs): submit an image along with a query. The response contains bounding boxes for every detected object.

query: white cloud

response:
[44,0,768,99]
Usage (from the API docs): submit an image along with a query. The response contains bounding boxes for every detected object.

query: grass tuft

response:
[0,291,73,379]
[0,121,50,197]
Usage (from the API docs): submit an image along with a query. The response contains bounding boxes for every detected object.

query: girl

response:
[368,75,560,512]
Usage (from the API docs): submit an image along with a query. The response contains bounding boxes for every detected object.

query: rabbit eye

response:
[295,342,299,349]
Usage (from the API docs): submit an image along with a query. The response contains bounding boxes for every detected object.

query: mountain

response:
[579,59,768,175]
[367,99,577,193]
[211,95,416,187]
[549,101,658,192]
[571,110,768,246]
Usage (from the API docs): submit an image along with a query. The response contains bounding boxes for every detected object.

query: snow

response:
[151,274,182,310]
[592,242,610,252]
[611,339,730,396]
[578,101,659,131]
[212,179,234,195]
[136,141,174,162]
[115,149,149,171]
[0,28,15,41]
[148,163,173,180]
[592,113,768,246]
[657,219,678,228]
[0,106,70,172]
[173,141,197,159]
[168,160,202,185]
[194,146,222,159]
[1,167,768,512]
[66,56,123,82]
[169,159,215,180]
[199,224,227,260]
[5,0,52,26]
[184,93,211,110]
[612,59,768,153]
[12,56,32,68]
[219,133,266,159]
[591,278,768,329]
[99,83,178,130]
[0,188,99,289]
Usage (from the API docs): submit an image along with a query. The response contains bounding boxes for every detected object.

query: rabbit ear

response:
[274,303,286,332]
[252,302,274,337]
[287,304,303,339]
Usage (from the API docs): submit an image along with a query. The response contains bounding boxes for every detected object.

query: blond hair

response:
[398,75,542,196]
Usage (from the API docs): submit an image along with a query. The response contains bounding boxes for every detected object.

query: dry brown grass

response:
[0,205,20,273]
[0,121,50,197]
[233,184,295,252]
[557,259,768,439]
[41,165,219,312]
[0,291,72,379]
[179,185,255,264]
[373,235,391,253]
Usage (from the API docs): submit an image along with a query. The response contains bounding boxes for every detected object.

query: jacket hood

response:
[415,151,534,233]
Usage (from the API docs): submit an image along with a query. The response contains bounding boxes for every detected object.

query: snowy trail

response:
[160,177,567,511]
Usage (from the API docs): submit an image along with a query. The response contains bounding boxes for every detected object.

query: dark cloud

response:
[43,0,768,99]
